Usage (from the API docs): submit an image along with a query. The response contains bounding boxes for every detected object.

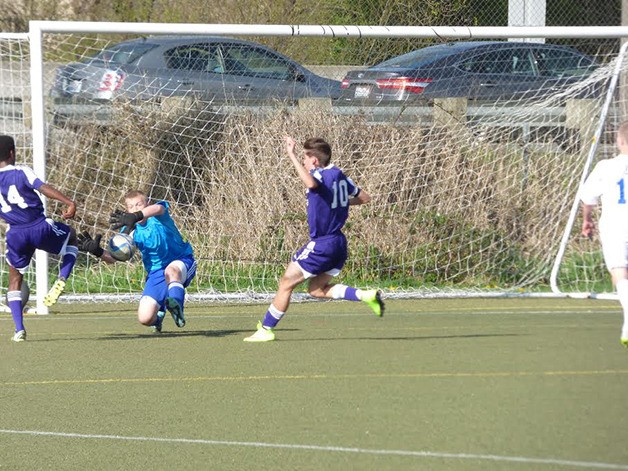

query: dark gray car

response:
[339,41,599,102]
[50,36,341,105]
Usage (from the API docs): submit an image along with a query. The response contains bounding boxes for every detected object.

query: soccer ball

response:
[108,233,136,262]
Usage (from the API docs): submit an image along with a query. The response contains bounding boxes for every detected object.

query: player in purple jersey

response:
[244,136,384,342]
[0,135,79,342]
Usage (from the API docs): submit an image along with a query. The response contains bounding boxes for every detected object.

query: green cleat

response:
[244,321,276,342]
[44,278,66,307]
[151,310,166,333]
[166,298,185,328]
[11,330,26,342]
[621,338,628,348]
[361,289,385,317]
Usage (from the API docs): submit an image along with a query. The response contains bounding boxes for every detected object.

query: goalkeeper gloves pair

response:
[78,210,144,258]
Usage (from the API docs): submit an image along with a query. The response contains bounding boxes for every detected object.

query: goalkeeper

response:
[79,190,196,333]
[244,136,384,343]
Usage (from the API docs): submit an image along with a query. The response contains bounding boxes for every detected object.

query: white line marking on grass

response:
[0,429,626,469]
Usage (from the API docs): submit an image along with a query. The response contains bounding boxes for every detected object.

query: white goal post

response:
[6,22,628,311]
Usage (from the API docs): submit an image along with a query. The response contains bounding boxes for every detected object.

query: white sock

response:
[616,279,628,338]
[330,284,347,299]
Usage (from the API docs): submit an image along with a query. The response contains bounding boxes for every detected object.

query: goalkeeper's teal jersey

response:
[132,200,194,273]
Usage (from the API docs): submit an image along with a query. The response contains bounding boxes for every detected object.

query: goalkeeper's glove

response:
[77,231,104,258]
[109,209,144,234]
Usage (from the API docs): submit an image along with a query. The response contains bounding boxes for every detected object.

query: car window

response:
[164,45,224,73]
[459,49,535,75]
[91,43,156,65]
[375,46,461,69]
[532,48,597,77]
[220,45,293,80]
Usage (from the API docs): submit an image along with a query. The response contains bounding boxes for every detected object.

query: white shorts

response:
[600,234,628,270]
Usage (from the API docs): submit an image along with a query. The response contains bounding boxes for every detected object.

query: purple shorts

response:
[5,217,71,270]
[292,233,348,278]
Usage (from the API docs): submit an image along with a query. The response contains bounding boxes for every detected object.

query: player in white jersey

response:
[580,122,628,347]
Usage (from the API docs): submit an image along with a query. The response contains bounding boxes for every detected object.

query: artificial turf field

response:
[0,297,627,470]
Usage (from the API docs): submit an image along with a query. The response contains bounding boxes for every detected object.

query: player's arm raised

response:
[139,203,166,219]
[285,136,318,190]
[110,204,165,232]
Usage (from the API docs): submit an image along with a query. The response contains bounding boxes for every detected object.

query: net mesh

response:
[2,31,626,302]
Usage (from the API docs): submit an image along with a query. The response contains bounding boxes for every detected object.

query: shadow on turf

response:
[24,329,252,342]
[98,329,250,340]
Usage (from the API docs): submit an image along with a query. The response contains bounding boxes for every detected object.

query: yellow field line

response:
[2,369,628,386]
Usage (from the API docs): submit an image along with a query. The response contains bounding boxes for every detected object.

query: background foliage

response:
[3,0,623,65]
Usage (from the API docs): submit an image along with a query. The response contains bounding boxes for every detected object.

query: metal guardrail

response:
[3,96,614,135]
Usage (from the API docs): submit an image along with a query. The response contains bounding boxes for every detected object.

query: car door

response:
[531,47,598,94]
[161,43,240,101]
[456,46,543,100]
[216,43,310,103]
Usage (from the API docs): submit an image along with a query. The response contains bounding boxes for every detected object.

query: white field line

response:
[0,429,626,470]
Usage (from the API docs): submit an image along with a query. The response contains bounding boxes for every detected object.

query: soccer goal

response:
[6,22,628,310]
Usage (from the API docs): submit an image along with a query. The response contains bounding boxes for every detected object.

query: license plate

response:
[354,85,371,98]
[64,79,82,94]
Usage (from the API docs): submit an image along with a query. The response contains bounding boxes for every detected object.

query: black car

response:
[339,41,599,102]
[50,36,342,105]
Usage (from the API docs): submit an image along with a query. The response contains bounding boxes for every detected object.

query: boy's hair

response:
[124,190,148,202]
[303,138,332,167]
[0,135,15,162]
[619,122,628,143]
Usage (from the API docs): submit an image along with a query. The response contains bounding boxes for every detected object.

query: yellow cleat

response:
[44,278,66,307]
[244,321,276,342]
[621,338,628,348]
[361,289,385,317]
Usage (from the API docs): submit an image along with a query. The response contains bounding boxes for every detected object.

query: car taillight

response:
[375,77,432,94]
[340,78,350,89]
[98,71,125,92]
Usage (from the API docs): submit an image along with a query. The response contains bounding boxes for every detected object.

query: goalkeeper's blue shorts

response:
[142,255,196,306]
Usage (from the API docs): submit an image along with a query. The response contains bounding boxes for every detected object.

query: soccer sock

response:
[167,282,185,308]
[262,304,284,329]
[7,290,24,332]
[59,245,78,280]
[616,279,628,338]
[152,310,165,327]
[330,284,360,302]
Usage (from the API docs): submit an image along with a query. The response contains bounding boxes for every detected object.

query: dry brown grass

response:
[43,99,588,290]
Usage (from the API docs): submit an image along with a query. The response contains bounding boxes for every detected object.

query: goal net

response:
[5,23,628,306]
[0,33,35,311]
